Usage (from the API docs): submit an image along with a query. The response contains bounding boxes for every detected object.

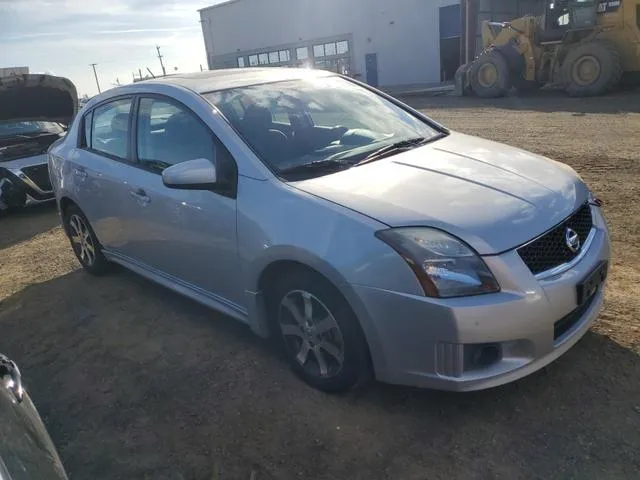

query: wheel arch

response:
[248,248,353,338]
[246,247,384,375]
[58,196,79,234]
[59,196,77,215]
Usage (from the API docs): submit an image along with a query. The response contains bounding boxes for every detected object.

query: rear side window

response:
[136,97,215,171]
[80,111,92,148]
[90,98,133,160]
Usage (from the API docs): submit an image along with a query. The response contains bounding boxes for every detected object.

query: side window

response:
[80,111,92,148]
[136,97,216,172]
[90,98,132,159]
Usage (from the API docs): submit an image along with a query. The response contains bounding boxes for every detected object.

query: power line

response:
[89,63,101,93]
[156,45,167,77]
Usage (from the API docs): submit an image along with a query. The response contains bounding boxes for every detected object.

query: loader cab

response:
[542,0,598,42]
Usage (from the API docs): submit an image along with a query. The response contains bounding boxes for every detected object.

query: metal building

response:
[199,0,462,88]
[0,67,29,78]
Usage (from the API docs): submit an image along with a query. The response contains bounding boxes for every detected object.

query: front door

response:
[365,53,379,87]
[121,96,242,307]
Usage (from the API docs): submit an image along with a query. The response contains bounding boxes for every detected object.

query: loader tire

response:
[563,41,622,97]
[470,50,511,98]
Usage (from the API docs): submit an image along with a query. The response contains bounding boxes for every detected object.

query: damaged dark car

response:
[0,74,77,212]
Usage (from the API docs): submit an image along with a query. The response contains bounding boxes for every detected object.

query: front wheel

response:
[470,50,512,98]
[268,269,371,392]
[63,205,111,275]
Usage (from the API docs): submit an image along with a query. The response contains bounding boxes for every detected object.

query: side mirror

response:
[162,158,217,190]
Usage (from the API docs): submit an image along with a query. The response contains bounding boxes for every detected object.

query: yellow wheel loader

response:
[456,0,640,97]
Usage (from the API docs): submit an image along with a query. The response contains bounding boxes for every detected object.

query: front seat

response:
[240,105,289,165]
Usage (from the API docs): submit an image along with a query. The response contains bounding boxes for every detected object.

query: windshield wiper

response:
[279,159,349,175]
[355,137,428,167]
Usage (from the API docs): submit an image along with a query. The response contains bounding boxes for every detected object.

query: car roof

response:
[139,68,335,94]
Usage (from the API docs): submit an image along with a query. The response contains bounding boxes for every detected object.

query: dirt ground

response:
[1,92,639,480]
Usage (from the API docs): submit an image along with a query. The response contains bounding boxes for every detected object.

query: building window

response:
[296,47,309,60]
[325,42,337,56]
[313,44,325,58]
[258,53,269,65]
[268,51,279,64]
[248,55,259,66]
[237,57,245,68]
[279,50,290,62]
[337,41,349,54]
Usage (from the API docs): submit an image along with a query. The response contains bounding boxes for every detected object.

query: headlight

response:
[375,228,500,298]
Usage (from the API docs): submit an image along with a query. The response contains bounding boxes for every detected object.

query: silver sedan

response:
[49,69,610,392]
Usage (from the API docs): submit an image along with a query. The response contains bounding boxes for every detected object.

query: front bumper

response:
[350,205,610,391]
[0,156,54,210]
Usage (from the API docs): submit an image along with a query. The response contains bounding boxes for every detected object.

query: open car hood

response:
[0,74,78,125]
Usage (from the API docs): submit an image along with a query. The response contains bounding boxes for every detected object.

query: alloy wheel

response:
[68,214,96,266]
[278,290,345,379]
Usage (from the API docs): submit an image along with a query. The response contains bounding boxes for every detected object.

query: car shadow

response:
[1,269,638,479]
[402,88,640,115]
[0,202,60,251]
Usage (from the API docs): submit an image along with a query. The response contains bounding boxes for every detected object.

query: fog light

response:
[464,343,502,371]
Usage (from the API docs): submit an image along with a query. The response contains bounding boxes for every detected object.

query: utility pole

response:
[156,45,167,76]
[90,63,101,93]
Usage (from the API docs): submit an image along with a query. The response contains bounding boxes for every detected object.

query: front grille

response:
[518,203,593,275]
[554,293,597,341]
[21,164,52,191]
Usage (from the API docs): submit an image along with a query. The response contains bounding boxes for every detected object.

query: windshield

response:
[204,76,442,178]
[0,120,64,138]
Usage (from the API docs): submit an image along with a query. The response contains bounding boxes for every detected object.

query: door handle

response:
[0,354,24,403]
[129,188,150,205]
[73,167,87,179]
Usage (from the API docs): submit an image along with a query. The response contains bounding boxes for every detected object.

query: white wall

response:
[200,0,460,87]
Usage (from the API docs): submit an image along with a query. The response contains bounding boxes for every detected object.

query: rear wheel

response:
[63,205,110,275]
[563,41,622,97]
[267,269,371,392]
[470,50,512,98]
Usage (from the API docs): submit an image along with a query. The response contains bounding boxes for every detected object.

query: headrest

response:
[243,104,272,128]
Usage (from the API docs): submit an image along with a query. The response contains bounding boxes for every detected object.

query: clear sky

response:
[0,0,223,97]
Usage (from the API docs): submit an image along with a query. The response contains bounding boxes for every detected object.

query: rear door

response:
[73,97,137,252]
[119,95,243,307]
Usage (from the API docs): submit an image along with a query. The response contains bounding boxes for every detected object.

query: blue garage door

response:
[439,4,461,39]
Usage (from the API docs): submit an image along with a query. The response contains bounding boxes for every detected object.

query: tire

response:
[63,204,111,275]
[470,50,512,98]
[267,269,371,393]
[562,41,623,97]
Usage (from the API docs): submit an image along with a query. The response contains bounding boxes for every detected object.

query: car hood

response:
[0,74,77,125]
[292,132,589,255]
